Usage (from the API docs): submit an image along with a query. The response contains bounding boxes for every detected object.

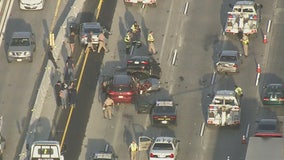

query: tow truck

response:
[124,0,157,7]
[28,141,64,160]
[224,1,262,37]
[207,90,241,126]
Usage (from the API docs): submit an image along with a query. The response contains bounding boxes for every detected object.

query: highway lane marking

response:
[50,0,62,33]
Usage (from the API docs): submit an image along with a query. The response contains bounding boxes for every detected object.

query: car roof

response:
[220,50,238,56]
[12,32,32,38]
[215,90,236,96]
[113,74,132,85]
[235,1,255,6]
[82,22,101,28]
[154,137,175,143]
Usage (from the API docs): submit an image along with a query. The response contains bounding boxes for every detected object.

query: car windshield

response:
[152,143,173,150]
[220,56,236,62]
[84,28,101,34]
[258,123,276,131]
[153,106,175,114]
[11,38,30,46]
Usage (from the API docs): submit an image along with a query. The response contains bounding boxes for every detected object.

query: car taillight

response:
[263,97,269,101]
[253,15,257,19]
[127,60,133,64]
[141,61,149,64]
[170,116,176,119]
[153,116,159,119]
[108,90,116,95]
[150,153,156,158]
[279,98,284,101]
[233,64,238,68]
[167,154,174,158]
[126,91,135,95]
[81,35,87,38]
[209,105,214,109]
[228,14,233,18]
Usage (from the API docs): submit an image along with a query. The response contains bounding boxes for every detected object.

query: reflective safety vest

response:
[242,39,249,45]
[124,33,131,43]
[235,87,243,96]
[131,25,137,33]
[129,143,138,152]
[148,33,154,42]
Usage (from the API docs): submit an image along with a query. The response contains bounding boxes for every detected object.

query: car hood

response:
[8,46,32,52]
[21,0,42,3]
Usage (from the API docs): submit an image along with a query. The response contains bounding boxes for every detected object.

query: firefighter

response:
[131,21,142,48]
[124,30,133,54]
[235,85,243,97]
[240,34,249,57]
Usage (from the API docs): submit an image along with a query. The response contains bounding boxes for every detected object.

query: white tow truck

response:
[124,0,157,7]
[224,1,262,37]
[245,137,284,160]
[28,141,64,160]
[207,90,241,126]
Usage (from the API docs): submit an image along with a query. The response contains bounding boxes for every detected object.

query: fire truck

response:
[224,1,262,37]
[124,0,157,7]
[207,90,241,126]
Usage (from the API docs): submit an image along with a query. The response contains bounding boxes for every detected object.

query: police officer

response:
[103,96,114,119]
[147,31,157,54]
[128,140,138,160]
[235,85,243,97]
[240,34,249,57]
[98,31,109,53]
[124,30,133,54]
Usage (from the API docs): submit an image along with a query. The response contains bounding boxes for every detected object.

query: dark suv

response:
[127,56,161,79]
[102,74,137,104]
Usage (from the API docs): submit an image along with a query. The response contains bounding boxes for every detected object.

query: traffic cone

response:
[256,64,261,73]
[263,34,267,44]
[242,135,246,144]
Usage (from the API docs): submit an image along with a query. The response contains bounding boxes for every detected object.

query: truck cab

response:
[29,141,64,160]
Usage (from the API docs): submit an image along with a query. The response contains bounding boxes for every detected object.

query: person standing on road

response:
[124,30,133,54]
[240,34,249,57]
[98,31,109,53]
[68,85,77,108]
[103,96,114,120]
[129,140,138,160]
[69,31,76,54]
[55,80,62,107]
[235,85,243,97]
[86,31,95,52]
[147,31,157,55]
[65,56,75,81]
[60,83,68,109]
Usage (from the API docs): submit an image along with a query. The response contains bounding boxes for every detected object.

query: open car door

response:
[138,136,152,151]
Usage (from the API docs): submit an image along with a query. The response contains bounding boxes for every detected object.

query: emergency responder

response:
[103,96,114,119]
[128,140,138,160]
[86,31,95,53]
[131,21,142,48]
[124,30,133,54]
[235,85,243,97]
[147,31,157,54]
[240,34,249,57]
[98,31,109,53]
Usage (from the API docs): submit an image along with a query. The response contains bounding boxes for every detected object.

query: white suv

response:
[20,0,45,10]
[138,136,180,160]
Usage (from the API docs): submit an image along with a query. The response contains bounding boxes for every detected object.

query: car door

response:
[138,136,152,151]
